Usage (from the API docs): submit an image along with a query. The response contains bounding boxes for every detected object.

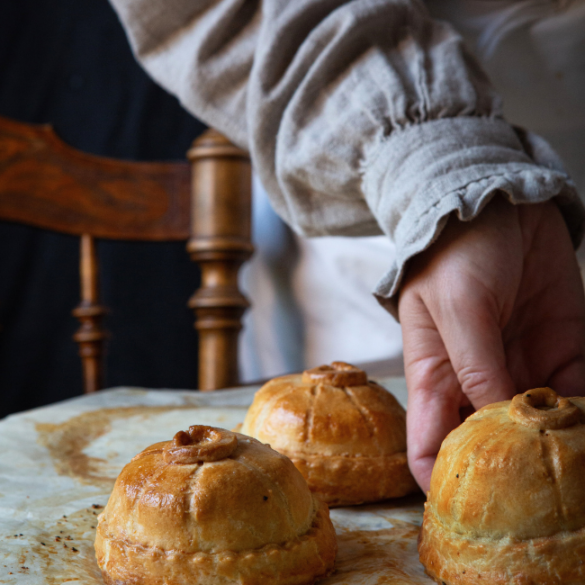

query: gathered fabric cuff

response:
[361,116,585,318]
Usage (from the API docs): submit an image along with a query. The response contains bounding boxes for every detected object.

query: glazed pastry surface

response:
[95,426,337,585]
[241,362,418,506]
[419,388,585,585]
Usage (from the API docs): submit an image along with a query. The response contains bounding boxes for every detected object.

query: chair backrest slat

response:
[0,116,191,240]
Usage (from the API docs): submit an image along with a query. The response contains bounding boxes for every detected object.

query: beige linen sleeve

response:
[109,0,584,315]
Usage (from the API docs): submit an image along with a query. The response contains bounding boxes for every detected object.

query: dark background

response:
[0,0,208,417]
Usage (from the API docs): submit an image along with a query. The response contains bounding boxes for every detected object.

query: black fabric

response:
[0,0,207,417]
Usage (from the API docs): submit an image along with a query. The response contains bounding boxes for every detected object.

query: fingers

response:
[400,285,516,492]
[548,354,585,397]
[406,371,463,492]
[433,293,517,409]
[401,293,466,492]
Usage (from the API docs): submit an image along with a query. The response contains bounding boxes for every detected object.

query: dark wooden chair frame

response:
[0,115,253,392]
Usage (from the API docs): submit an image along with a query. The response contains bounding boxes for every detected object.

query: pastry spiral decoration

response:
[163,426,238,464]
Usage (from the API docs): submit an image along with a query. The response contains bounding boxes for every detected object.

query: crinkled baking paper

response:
[0,378,432,584]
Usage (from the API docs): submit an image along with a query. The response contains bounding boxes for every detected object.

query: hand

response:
[398,196,585,492]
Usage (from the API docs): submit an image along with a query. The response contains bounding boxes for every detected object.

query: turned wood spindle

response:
[72,234,108,393]
[187,130,253,391]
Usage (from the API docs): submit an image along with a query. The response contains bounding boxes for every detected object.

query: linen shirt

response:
[108,0,585,316]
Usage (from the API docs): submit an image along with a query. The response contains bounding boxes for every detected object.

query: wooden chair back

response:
[0,115,253,392]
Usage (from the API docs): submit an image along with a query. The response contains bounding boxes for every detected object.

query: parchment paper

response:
[0,378,433,584]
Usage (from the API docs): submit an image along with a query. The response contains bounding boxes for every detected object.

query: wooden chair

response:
[0,115,253,393]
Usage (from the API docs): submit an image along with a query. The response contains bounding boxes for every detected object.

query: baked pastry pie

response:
[419,387,585,585]
[95,425,337,585]
[240,361,418,506]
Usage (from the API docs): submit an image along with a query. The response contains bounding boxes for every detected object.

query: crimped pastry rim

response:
[96,495,330,560]
[280,447,417,506]
[419,505,585,585]
[95,495,337,585]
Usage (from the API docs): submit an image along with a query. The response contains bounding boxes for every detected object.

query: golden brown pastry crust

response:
[419,388,585,585]
[95,426,337,585]
[419,507,585,585]
[240,362,418,506]
[97,498,336,585]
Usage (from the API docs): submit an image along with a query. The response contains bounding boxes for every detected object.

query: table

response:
[0,378,433,584]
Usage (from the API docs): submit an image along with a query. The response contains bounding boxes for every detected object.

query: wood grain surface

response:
[0,115,191,240]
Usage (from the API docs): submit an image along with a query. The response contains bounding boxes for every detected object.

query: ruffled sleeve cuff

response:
[361,116,585,317]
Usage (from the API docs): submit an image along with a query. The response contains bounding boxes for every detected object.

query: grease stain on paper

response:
[35,403,248,489]
[35,406,196,488]
[324,522,432,585]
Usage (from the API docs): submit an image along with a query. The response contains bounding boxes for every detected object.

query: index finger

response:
[401,295,466,492]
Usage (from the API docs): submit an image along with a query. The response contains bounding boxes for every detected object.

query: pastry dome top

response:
[428,387,585,541]
[100,425,315,552]
[240,362,407,458]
